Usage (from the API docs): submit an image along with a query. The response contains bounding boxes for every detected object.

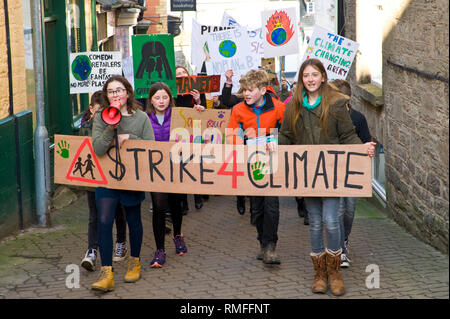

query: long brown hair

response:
[287,58,339,134]
[145,82,175,114]
[102,75,142,113]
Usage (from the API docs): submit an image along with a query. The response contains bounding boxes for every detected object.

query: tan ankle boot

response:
[310,251,327,293]
[326,248,345,296]
[310,252,328,294]
[124,257,141,283]
[91,266,114,292]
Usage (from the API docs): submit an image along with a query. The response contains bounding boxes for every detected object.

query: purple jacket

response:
[148,107,172,142]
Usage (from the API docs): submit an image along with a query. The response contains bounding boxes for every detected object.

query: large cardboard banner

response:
[207,27,259,95]
[70,51,122,94]
[303,25,359,81]
[261,8,299,58]
[170,107,231,144]
[54,134,372,197]
[132,34,177,99]
[176,75,221,95]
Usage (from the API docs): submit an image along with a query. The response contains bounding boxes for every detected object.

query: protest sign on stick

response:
[207,27,259,95]
[54,134,372,197]
[132,34,177,99]
[70,51,122,94]
[176,75,221,94]
[261,8,299,58]
[302,25,359,80]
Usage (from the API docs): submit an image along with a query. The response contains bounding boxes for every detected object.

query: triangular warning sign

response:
[66,138,108,185]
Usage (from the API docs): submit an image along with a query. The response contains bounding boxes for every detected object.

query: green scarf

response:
[302,90,321,110]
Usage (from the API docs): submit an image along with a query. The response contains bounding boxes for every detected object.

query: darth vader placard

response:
[132,34,177,98]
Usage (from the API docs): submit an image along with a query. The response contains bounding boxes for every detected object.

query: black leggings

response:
[151,192,184,250]
[97,197,143,266]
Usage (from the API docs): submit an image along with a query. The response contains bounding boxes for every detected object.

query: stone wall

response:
[345,0,449,253]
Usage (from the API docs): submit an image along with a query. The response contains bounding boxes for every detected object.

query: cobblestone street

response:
[0,193,448,300]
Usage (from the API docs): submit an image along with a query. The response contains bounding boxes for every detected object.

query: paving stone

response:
[0,195,447,300]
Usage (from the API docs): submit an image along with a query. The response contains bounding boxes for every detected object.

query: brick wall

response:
[144,0,168,34]
[345,0,449,253]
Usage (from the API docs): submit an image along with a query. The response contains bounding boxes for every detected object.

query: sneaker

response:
[150,249,166,268]
[113,242,128,262]
[344,239,349,254]
[340,253,351,268]
[81,248,97,271]
[173,234,188,255]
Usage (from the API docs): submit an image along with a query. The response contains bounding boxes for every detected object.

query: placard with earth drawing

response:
[69,51,122,94]
[206,27,259,95]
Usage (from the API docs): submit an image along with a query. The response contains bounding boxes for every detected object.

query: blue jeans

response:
[338,197,357,254]
[304,197,341,253]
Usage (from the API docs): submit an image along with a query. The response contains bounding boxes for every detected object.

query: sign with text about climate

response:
[70,52,122,94]
[170,107,231,144]
[54,134,372,197]
[303,25,359,80]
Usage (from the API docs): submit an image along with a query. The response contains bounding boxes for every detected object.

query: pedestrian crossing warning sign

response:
[65,138,108,185]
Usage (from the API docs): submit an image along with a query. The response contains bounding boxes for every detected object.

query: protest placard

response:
[132,34,177,99]
[170,107,230,144]
[302,25,359,80]
[54,134,372,197]
[191,19,234,72]
[69,51,122,94]
[176,75,221,94]
[207,27,259,95]
[261,8,299,58]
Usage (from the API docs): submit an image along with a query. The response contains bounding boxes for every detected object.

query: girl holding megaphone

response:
[91,75,155,293]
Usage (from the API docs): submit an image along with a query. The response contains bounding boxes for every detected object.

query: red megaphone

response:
[101,100,122,125]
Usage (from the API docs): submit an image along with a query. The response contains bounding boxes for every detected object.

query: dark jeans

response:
[96,197,143,266]
[151,192,184,250]
[86,191,126,250]
[250,196,279,248]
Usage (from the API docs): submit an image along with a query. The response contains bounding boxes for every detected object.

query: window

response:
[356,0,383,86]
[372,142,386,202]
[306,1,315,15]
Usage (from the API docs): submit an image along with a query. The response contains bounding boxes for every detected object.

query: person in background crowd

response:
[278,59,375,296]
[330,79,372,269]
[80,91,128,272]
[146,82,188,268]
[175,65,209,212]
[91,75,154,293]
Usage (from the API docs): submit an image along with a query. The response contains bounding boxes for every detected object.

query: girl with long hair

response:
[145,82,187,268]
[279,59,375,296]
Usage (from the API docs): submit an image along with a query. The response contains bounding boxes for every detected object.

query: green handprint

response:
[56,140,70,158]
[251,161,266,181]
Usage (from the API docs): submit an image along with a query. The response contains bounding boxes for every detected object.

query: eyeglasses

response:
[107,88,126,96]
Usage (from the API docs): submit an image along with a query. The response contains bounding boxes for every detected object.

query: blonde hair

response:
[239,69,269,90]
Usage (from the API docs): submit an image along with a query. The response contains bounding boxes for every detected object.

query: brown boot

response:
[263,242,281,264]
[310,251,327,293]
[326,248,345,296]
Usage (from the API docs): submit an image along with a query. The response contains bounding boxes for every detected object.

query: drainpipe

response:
[32,0,50,227]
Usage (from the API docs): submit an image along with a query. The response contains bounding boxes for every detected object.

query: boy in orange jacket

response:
[226,69,285,264]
